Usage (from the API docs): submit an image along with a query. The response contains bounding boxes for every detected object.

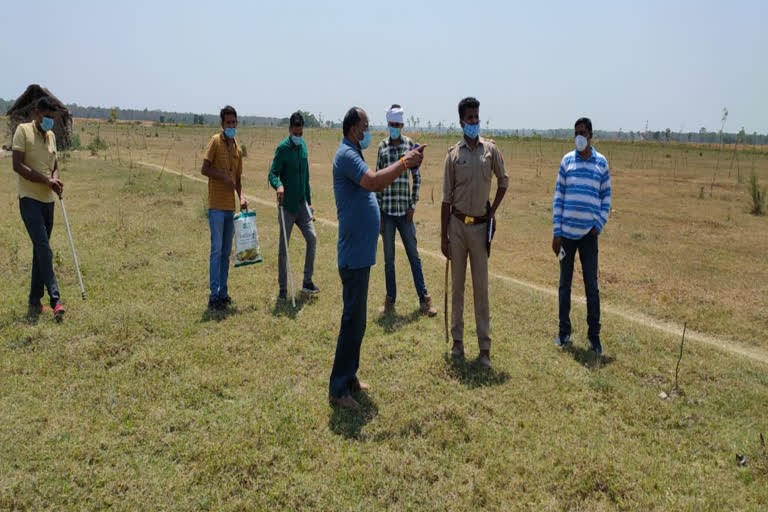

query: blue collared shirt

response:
[333,137,380,269]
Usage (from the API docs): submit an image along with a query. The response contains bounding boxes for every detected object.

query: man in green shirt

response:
[268,112,318,300]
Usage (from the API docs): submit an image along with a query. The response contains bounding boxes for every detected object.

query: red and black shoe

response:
[53,303,66,322]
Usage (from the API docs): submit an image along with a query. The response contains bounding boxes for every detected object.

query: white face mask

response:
[575,135,589,152]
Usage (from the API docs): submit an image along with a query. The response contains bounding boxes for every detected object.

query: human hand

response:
[276,185,285,204]
[240,197,248,211]
[48,178,64,197]
[406,208,414,224]
[403,145,426,169]
[441,236,450,260]
[552,236,562,256]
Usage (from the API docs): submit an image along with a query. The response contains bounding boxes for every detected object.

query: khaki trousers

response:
[448,215,490,350]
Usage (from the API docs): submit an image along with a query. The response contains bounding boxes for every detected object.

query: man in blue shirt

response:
[551,117,612,355]
[330,107,426,409]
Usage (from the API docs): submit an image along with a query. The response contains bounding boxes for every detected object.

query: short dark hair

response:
[575,117,592,134]
[220,105,237,122]
[458,97,480,120]
[36,97,57,113]
[390,104,401,109]
[342,107,364,136]
[289,111,304,127]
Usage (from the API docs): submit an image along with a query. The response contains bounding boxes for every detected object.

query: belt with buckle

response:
[452,209,488,225]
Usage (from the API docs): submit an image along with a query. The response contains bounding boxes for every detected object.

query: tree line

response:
[2,97,766,144]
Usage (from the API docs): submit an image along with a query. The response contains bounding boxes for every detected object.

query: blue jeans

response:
[381,212,428,302]
[558,231,600,342]
[19,197,60,308]
[208,209,234,301]
[329,266,370,398]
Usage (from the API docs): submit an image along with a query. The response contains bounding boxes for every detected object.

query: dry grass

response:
[68,119,768,347]
[0,119,766,510]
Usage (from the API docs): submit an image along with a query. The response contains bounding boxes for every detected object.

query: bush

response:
[749,174,766,215]
[69,134,81,150]
[87,136,108,155]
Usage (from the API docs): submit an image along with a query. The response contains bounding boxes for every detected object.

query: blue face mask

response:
[359,130,371,150]
[463,122,479,139]
[41,117,54,132]
[224,127,237,139]
[388,127,401,140]
[290,135,303,146]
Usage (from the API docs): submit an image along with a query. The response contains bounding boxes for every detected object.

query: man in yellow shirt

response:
[11,97,66,320]
[200,105,248,310]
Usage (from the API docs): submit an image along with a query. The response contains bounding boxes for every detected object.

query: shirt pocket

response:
[455,160,473,187]
[480,150,493,179]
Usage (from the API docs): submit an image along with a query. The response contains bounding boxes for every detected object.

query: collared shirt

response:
[333,137,379,269]
[442,136,509,217]
[203,132,242,211]
[11,121,57,203]
[552,147,612,239]
[375,135,420,216]
[268,136,311,214]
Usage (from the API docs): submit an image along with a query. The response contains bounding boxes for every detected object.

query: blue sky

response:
[2,0,766,132]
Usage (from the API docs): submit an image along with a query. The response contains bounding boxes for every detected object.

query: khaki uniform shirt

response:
[442,136,508,217]
[11,122,57,203]
[203,132,243,211]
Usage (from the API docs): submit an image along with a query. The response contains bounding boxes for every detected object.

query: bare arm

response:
[13,150,62,196]
[12,150,53,184]
[489,187,507,216]
[441,201,451,259]
[235,172,247,210]
[200,159,235,189]
[359,145,426,192]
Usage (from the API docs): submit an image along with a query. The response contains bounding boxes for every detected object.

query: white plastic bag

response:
[233,210,263,267]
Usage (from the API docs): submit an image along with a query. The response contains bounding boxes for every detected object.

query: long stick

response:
[59,198,86,300]
[444,258,450,344]
[674,322,687,391]
[279,205,295,307]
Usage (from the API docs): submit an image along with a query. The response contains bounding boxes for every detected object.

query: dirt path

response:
[138,161,768,365]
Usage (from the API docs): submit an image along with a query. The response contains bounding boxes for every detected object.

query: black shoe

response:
[301,281,320,295]
[589,338,604,356]
[208,298,222,310]
[554,333,571,348]
[277,291,288,302]
[220,296,232,308]
[27,303,44,317]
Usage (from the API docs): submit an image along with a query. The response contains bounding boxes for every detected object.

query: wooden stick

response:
[674,322,687,391]
[444,259,450,344]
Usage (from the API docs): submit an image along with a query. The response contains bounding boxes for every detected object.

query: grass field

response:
[56,118,768,348]
[1,118,767,510]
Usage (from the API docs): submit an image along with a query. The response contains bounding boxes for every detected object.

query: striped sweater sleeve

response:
[552,160,567,237]
[596,164,612,232]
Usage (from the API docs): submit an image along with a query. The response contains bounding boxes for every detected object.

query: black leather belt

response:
[452,209,488,225]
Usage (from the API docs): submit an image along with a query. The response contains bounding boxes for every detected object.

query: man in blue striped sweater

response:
[551,117,611,355]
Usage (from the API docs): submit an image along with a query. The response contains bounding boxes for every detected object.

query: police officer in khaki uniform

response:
[441,97,508,369]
